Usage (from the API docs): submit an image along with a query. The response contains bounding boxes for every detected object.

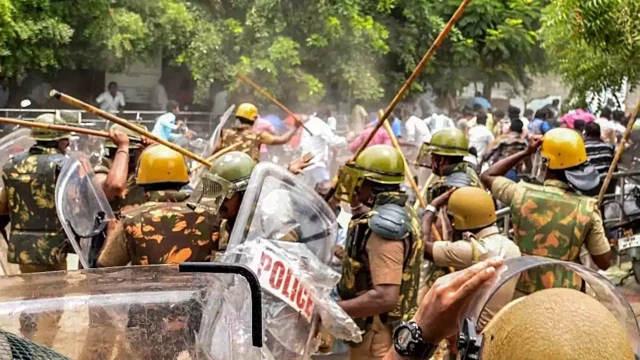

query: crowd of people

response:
[0,93,637,360]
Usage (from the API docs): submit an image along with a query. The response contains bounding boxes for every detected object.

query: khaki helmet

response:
[482,288,635,359]
[190,151,257,213]
[447,187,496,231]
[541,128,588,169]
[416,128,468,168]
[136,145,189,185]
[235,103,259,123]
[335,145,404,202]
[31,113,73,141]
[104,124,147,148]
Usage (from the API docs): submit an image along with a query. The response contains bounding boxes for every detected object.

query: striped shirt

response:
[585,139,615,174]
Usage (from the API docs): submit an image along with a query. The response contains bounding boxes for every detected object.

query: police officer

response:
[0,113,74,346]
[422,187,520,329]
[97,144,222,267]
[417,128,484,293]
[416,127,483,203]
[214,103,301,162]
[480,128,612,296]
[94,124,149,216]
[334,145,423,360]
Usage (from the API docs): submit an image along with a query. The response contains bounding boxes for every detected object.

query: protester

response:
[528,108,552,136]
[96,81,126,112]
[584,122,616,176]
[469,91,491,111]
[404,114,431,144]
[483,119,528,181]
[351,101,368,133]
[253,115,278,158]
[491,109,508,136]
[151,100,184,142]
[299,113,346,187]
[348,121,392,152]
[425,112,455,134]
[468,112,495,160]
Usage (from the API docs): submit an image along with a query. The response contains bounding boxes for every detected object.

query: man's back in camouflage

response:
[122,191,221,265]
[2,146,67,266]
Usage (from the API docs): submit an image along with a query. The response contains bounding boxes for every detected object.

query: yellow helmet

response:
[235,103,259,122]
[447,187,496,231]
[136,145,189,185]
[541,128,588,170]
[482,288,635,359]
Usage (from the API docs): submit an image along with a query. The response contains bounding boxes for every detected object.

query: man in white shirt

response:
[96,82,126,112]
[425,112,455,134]
[468,112,495,159]
[405,115,432,143]
[299,114,346,187]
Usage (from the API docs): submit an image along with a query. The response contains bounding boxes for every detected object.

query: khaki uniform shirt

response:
[366,233,405,286]
[491,177,611,257]
[433,226,521,329]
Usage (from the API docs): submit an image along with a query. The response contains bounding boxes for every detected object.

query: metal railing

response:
[0,108,218,135]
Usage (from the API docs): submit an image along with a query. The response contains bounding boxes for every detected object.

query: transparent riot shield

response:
[209,105,236,157]
[0,263,263,360]
[228,162,338,264]
[0,129,36,187]
[223,163,361,359]
[457,257,640,359]
[55,153,115,269]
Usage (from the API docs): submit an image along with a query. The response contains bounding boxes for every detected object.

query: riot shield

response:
[224,163,360,359]
[55,153,115,269]
[209,105,236,156]
[228,162,338,264]
[0,129,36,187]
[0,264,263,360]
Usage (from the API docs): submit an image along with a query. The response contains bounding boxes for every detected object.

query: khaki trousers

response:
[348,316,393,360]
[18,262,67,348]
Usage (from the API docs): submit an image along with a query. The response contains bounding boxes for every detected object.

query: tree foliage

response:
[0,0,549,106]
[541,0,640,103]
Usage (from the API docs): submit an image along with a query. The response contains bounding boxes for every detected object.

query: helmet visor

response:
[531,150,548,184]
[335,164,362,203]
[190,173,234,214]
[416,143,433,168]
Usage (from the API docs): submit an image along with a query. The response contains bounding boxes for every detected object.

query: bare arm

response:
[262,124,300,145]
[422,211,436,261]
[102,130,130,201]
[338,284,400,319]
[97,221,130,268]
[480,138,542,190]
[592,252,612,270]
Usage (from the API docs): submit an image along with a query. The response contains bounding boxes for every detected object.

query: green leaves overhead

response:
[0,0,552,106]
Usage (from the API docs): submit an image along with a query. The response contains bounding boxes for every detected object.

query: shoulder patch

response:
[368,203,411,240]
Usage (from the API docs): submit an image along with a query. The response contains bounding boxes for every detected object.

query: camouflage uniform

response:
[426,162,483,203]
[2,146,68,266]
[509,180,596,294]
[220,126,262,163]
[100,190,222,266]
[94,157,146,216]
[337,192,423,329]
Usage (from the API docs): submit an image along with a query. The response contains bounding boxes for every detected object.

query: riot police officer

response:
[97,144,221,267]
[422,187,520,329]
[94,124,148,216]
[480,128,612,296]
[334,144,423,360]
[416,128,483,203]
[214,103,301,162]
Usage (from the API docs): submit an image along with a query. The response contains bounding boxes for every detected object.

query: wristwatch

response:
[393,321,437,359]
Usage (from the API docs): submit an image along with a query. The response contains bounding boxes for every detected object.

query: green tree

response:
[541,0,640,105]
[428,0,547,99]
